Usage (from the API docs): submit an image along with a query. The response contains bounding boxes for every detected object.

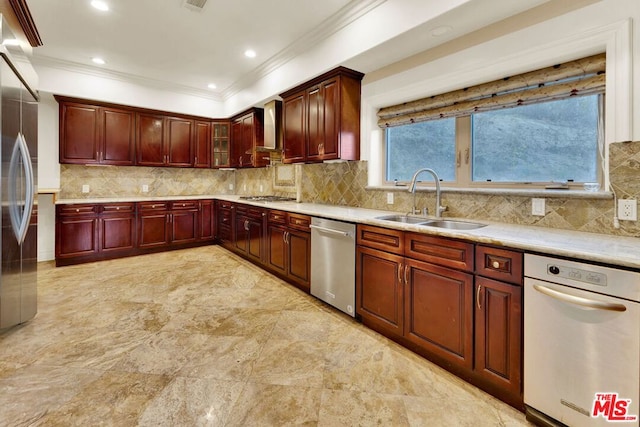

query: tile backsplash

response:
[59,140,640,237]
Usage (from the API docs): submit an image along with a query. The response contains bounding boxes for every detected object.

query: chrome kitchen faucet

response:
[408,168,447,218]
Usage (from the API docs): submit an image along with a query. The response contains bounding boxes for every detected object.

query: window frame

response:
[383,94,604,191]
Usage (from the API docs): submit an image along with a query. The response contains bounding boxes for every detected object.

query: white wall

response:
[360,0,639,186]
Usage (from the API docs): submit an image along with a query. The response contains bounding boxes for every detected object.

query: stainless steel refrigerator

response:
[0,16,38,329]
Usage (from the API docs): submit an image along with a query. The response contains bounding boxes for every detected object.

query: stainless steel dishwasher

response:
[310,217,356,317]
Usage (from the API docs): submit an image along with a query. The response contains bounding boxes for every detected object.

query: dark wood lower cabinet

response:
[356,224,524,411]
[404,258,474,370]
[356,245,404,337]
[474,276,522,406]
[56,199,216,266]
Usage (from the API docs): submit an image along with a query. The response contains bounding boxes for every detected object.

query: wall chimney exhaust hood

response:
[260,99,282,151]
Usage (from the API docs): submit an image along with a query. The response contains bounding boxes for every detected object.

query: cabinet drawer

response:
[405,233,474,272]
[138,202,169,211]
[268,210,287,224]
[102,203,135,214]
[57,204,97,216]
[245,206,266,220]
[287,213,310,231]
[217,200,233,210]
[171,200,198,210]
[356,224,404,255]
[475,245,523,285]
[219,209,232,225]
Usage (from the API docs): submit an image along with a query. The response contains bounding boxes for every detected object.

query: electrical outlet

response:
[82,184,90,193]
[228,184,234,191]
[618,199,637,221]
[142,184,149,193]
[259,184,264,193]
[386,192,394,205]
[531,198,545,216]
[243,184,247,192]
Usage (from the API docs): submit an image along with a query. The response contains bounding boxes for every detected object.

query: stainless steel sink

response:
[422,219,486,230]
[375,215,429,224]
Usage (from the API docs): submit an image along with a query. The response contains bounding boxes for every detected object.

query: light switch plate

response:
[387,192,394,204]
[81,184,90,193]
[532,198,545,216]
[142,184,149,193]
[618,199,637,221]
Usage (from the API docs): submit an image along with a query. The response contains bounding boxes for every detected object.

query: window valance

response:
[377,53,606,128]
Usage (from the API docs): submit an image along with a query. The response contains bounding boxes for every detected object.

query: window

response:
[386,119,456,182]
[471,95,600,183]
[380,54,605,189]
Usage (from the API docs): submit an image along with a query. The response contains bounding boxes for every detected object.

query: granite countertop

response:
[56,194,640,270]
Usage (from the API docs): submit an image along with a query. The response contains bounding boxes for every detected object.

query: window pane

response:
[471,95,600,183]
[386,119,456,182]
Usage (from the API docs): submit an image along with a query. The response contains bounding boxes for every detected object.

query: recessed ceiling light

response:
[91,57,106,65]
[244,49,256,58]
[90,0,109,11]
[207,83,217,89]
[431,25,452,37]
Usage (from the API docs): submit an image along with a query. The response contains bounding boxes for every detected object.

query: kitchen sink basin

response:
[422,219,487,230]
[375,215,430,224]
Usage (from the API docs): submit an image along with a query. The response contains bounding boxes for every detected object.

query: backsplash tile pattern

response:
[59,141,639,237]
[59,165,234,199]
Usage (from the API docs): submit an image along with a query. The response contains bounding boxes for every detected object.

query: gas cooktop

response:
[238,195,296,202]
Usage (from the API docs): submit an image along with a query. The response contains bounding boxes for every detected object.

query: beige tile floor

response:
[0,246,532,426]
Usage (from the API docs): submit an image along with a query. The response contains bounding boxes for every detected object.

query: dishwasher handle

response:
[309,224,353,238]
[533,284,627,312]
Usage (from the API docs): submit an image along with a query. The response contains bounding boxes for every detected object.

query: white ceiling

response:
[26,0,555,105]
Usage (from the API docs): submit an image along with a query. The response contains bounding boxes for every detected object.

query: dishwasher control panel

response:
[546,263,608,287]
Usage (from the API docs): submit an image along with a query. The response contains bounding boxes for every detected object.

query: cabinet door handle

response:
[476,285,482,310]
[397,263,403,285]
[404,264,409,285]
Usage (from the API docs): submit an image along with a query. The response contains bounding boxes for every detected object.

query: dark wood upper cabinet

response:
[136,113,165,166]
[58,99,135,165]
[194,120,212,168]
[280,66,364,163]
[212,121,231,168]
[165,117,194,167]
[56,96,213,168]
[231,108,269,168]
[102,108,136,165]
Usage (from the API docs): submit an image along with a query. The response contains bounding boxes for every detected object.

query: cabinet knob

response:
[116,207,120,210]
[75,208,79,212]
[492,261,500,269]
[152,205,156,208]
[182,203,186,207]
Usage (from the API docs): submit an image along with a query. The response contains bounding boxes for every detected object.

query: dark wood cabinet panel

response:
[475,245,523,285]
[231,109,267,168]
[282,93,306,163]
[357,224,404,255]
[136,113,165,166]
[287,228,310,291]
[171,209,198,244]
[165,117,194,167]
[59,103,100,163]
[102,108,135,165]
[59,101,135,165]
[266,224,287,276]
[212,121,230,168]
[199,200,215,240]
[405,233,474,272]
[280,67,363,163]
[194,120,212,168]
[356,245,404,337]
[138,211,170,248]
[100,203,136,252]
[474,276,522,400]
[404,258,474,369]
[56,215,98,258]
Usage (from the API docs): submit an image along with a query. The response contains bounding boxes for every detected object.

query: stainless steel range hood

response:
[261,99,282,151]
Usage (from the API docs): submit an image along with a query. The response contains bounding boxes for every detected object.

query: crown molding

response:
[221,0,386,100]
[31,54,224,101]
[31,0,386,103]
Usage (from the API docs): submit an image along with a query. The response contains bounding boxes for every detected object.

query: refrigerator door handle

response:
[8,132,34,245]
